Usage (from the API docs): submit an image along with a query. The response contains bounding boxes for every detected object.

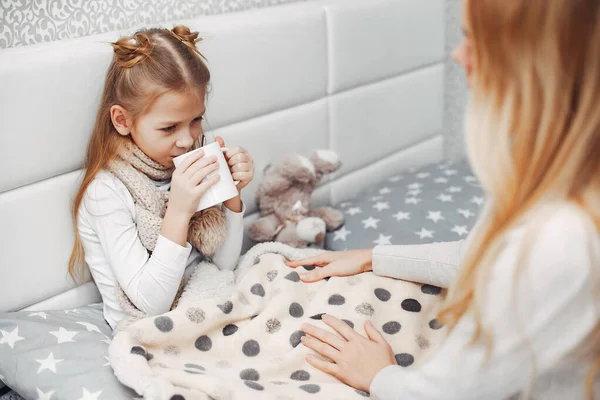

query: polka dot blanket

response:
[109,242,447,399]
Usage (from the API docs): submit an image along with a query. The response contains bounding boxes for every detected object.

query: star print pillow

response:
[0,303,135,399]
[325,159,485,250]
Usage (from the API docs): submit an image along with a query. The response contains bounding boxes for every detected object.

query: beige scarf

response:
[107,141,228,323]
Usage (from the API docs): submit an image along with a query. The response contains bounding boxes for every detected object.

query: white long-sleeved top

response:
[78,171,244,329]
[370,201,600,399]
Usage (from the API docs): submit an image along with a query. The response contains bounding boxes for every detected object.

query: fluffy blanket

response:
[109,243,447,399]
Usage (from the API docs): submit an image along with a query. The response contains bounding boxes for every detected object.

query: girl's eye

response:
[193,116,204,123]
[161,125,176,133]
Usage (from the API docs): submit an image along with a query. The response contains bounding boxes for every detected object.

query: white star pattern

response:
[471,196,484,205]
[63,309,80,314]
[339,202,352,208]
[50,327,78,344]
[464,175,478,183]
[379,187,392,194]
[405,197,422,204]
[29,312,49,320]
[416,228,434,239]
[333,226,352,241]
[36,387,55,400]
[362,217,380,229]
[458,208,475,218]
[373,201,390,211]
[371,195,384,201]
[407,182,423,190]
[346,207,362,216]
[36,352,64,374]
[0,327,25,348]
[444,169,458,176]
[388,175,403,182]
[416,172,431,179]
[101,336,112,345]
[407,189,421,196]
[452,225,469,236]
[76,322,101,333]
[446,186,463,193]
[373,234,392,246]
[434,177,449,184]
[437,193,453,203]
[426,211,444,223]
[77,388,103,400]
[393,211,411,221]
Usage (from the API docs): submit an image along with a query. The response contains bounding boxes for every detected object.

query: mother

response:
[288,0,600,398]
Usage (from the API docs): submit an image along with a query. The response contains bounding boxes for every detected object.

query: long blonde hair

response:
[438,0,600,396]
[68,26,210,281]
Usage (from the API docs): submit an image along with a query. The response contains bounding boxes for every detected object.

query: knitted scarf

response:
[107,141,228,324]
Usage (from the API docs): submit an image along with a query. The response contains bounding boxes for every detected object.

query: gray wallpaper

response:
[443,0,468,161]
[0,0,307,48]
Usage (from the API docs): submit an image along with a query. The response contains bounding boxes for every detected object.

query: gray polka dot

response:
[170,395,185,400]
[217,301,233,314]
[223,324,238,336]
[289,330,306,348]
[195,335,212,352]
[145,352,154,361]
[395,353,415,367]
[429,318,444,330]
[401,299,422,312]
[416,334,430,349]
[303,265,316,271]
[355,302,375,316]
[310,313,324,320]
[290,370,310,381]
[285,271,301,282]
[266,318,281,334]
[299,384,320,393]
[164,345,180,356]
[289,302,304,318]
[267,270,278,281]
[421,284,442,295]
[240,368,260,381]
[328,294,345,305]
[130,346,146,357]
[242,340,260,357]
[154,316,173,332]
[342,319,354,329]
[244,380,264,391]
[184,369,204,375]
[251,283,266,297]
[356,389,370,397]
[374,288,391,302]
[186,307,206,323]
[184,363,205,371]
[253,257,261,265]
[382,321,401,335]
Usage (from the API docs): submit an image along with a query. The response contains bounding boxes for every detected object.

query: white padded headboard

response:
[0,0,445,312]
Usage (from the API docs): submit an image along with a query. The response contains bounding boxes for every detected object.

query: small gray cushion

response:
[0,303,134,399]
[326,159,485,250]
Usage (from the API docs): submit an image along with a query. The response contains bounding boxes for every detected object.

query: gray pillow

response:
[326,159,485,250]
[0,303,134,400]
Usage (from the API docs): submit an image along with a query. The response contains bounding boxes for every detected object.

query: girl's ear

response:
[110,105,132,136]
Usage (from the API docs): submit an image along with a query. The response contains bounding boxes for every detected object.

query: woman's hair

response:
[439,0,600,397]
[68,26,210,281]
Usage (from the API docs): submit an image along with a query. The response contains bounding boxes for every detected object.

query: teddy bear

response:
[248,150,345,248]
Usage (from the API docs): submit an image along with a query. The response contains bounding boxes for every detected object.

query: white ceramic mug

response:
[172,142,239,211]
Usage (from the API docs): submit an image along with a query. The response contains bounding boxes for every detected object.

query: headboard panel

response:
[0,0,445,312]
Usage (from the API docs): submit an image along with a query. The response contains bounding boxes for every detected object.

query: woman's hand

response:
[215,136,254,191]
[301,315,396,393]
[168,148,220,219]
[286,249,373,282]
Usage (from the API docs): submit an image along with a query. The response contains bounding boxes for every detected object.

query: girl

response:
[289,0,600,398]
[68,26,255,330]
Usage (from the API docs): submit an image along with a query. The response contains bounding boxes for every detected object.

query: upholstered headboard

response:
[0,0,445,312]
